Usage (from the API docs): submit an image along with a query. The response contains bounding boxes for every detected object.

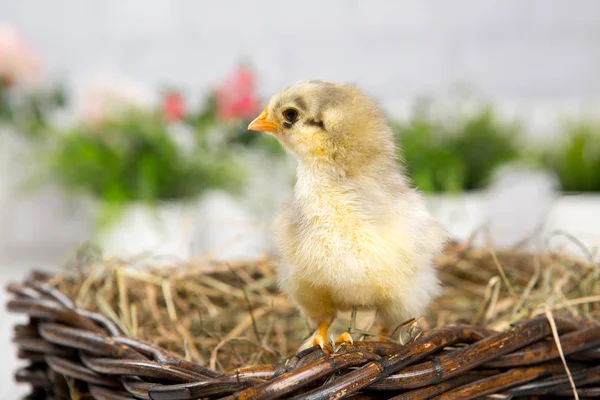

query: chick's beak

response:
[248,107,280,134]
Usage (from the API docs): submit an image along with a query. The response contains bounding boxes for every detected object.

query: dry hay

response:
[37,237,599,376]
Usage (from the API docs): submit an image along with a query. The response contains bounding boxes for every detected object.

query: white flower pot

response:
[195,152,295,261]
[195,191,273,261]
[543,194,600,262]
[95,202,199,261]
[425,192,488,244]
[0,132,94,260]
[424,169,557,249]
[483,168,556,248]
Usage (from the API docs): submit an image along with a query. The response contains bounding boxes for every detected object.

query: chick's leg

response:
[312,316,334,348]
[293,281,337,350]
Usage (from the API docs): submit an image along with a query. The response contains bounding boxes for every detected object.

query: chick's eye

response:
[283,108,298,123]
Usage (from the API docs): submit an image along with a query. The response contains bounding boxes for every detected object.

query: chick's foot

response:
[334,332,354,345]
[311,319,332,349]
[312,333,326,349]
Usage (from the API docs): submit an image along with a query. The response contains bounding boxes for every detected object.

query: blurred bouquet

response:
[40,78,245,229]
[19,64,295,258]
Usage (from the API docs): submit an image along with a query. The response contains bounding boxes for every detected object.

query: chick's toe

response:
[311,319,333,349]
[312,333,327,349]
[334,332,354,345]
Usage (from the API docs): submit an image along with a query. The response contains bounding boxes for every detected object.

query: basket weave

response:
[6,270,600,400]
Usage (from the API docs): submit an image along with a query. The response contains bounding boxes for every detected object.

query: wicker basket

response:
[6,269,600,400]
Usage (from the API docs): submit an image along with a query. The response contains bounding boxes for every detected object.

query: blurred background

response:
[2,1,600,397]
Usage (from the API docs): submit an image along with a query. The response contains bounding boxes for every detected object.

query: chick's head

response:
[248,80,396,173]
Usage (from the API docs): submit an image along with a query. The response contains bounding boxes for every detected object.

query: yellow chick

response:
[248,80,448,349]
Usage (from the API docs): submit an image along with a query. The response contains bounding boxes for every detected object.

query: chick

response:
[248,80,448,349]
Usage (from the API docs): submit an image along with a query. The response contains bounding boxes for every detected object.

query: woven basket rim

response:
[6,268,600,399]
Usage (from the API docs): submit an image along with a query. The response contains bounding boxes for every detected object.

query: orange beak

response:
[248,107,280,134]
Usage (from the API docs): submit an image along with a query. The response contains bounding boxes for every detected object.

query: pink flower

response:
[162,91,186,122]
[214,64,260,122]
[0,23,40,87]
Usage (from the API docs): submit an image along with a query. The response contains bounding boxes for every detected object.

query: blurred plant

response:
[449,105,521,191]
[210,63,286,157]
[0,23,65,138]
[41,108,246,229]
[393,102,465,193]
[538,119,600,192]
[394,98,521,193]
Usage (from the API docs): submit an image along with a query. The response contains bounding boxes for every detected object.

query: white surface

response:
[544,194,600,262]
[197,153,295,261]
[97,202,199,261]
[484,167,559,248]
[425,192,488,244]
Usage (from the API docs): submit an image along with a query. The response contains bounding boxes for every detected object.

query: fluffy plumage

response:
[248,80,449,349]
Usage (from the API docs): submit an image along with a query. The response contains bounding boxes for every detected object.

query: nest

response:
[5,240,600,399]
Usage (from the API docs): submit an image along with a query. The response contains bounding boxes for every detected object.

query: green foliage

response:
[43,109,246,228]
[539,120,600,192]
[449,106,521,191]
[392,107,465,194]
[187,93,285,157]
[394,100,520,193]
[0,79,67,139]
